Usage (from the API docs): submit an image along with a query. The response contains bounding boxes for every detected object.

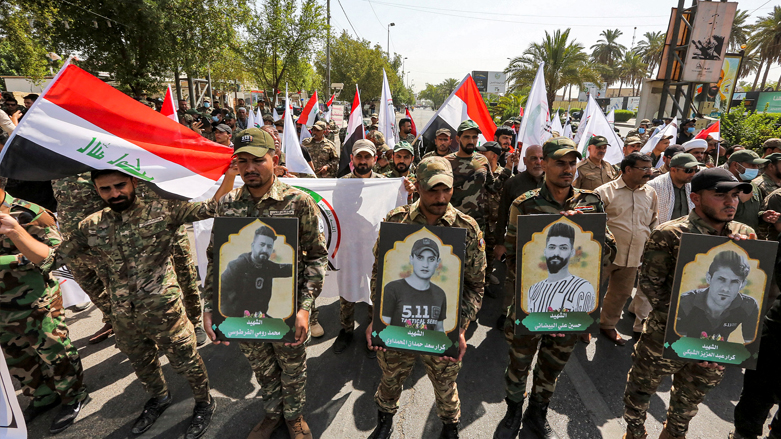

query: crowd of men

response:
[1,88,781,439]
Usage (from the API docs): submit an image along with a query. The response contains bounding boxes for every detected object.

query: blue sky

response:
[330,0,780,93]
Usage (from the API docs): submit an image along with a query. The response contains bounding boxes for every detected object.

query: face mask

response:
[740,168,758,181]
[203,102,210,108]
[638,128,645,134]
[212,116,220,122]
[687,126,695,133]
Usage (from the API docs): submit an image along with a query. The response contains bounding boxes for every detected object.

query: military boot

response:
[520,400,560,439]
[368,410,394,439]
[440,421,460,438]
[623,430,648,439]
[284,415,312,439]
[494,398,524,439]
[246,416,282,439]
[658,423,684,439]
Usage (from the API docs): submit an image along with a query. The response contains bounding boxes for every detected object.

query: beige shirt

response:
[574,158,618,190]
[594,177,659,267]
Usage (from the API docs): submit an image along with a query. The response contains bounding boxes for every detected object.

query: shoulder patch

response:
[514,189,542,206]
[477,230,486,252]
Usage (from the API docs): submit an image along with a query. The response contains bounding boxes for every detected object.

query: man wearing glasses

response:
[589,153,658,345]
[648,153,702,223]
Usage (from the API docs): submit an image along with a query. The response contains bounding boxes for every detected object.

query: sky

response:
[328,0,780,94]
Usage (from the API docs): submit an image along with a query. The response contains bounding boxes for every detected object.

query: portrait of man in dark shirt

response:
[219,224,293,318]
[676,250,760,343]
[382,237,448,332]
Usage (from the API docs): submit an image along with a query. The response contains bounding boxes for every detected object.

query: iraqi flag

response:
[696,120,720,140]
[337,86,365,177]
[162,85,178,123]
[297,91,319,127]
[417,74,496,155]
[322,93,336,122]
[405,107,417,137]
[0,62,233,199]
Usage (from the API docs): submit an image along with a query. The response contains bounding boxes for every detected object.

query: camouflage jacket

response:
[39,198,217,309]
[445,152,512,229]
[753,172,781,202]
[486,164,503,225]
[626,130,650,145]
[302,137,339,178]
[370,202,486,330]
[203,178,328,314]
[52,173,106,237]
[0,192,61,310]
[340,171,385,179]
[422,150,450,160]
[639,211,755,315]
[373,162,393,174]
[504,184,617,276]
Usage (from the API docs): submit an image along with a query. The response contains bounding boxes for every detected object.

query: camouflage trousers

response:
[503,316,577,404]
[0,295,87,406]
[111,296,210,402]
[239,341,307,420]
[339,297,373,332]
[66,226,203,327]
[485,222,497,283]
[375,349,462,423]
[623,311,724,437]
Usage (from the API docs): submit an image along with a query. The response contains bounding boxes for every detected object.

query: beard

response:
[243,171,269,188]
[106,192,136,212]
[354,164,371,175]
[461,144,476,155]
[394,162,409,174]
[545,256,569,274]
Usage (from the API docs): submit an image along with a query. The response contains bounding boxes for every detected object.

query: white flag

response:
[283,88,315,175]
[517,63,551,171]
[551,111,563,136]
[247,106,256,130]
[272,107,281,122]
[576,95,624,165]
[299,123,311,145]
[641,117,678,168]
[563,120,573,139]
[378,69,397,149]
[606,109,615,129]
[573,97,596,146]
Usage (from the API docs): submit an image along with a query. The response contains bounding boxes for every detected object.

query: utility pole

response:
[387,23,395,59]
[327,0,331,97]
[631,26,637,50]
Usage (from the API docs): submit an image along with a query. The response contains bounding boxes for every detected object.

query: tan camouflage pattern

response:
[623,211,755,437]
[445,152,511,230]
[339,297,373,332]
[302,137,339,178]
[238,341,307,420]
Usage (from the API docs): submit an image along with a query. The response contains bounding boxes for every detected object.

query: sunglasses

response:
[674,167,698,174]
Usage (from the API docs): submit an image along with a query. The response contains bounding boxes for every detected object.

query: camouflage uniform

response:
[573,159,618,190]
[52,174,203,326]
[752,172,781,202]
[371,200,486,422]
[503,184,616,405]
[327,121,338,143]
[203,178,328,419]
[484,164,503,282]
[336,171,385,331]
[626,130,650,146]
[38,197,218,402]
[445,152,511,231]
[623,211,754,438]
[302,137,339,178]
[422,150,450,160]
[0,193,87,408]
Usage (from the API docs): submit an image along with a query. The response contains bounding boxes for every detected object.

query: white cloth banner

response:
[378,69,397,149]
[53,267,91,308]
[0,347,25,438]
[192,177,407,304]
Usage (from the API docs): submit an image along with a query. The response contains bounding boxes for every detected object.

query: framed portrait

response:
[663,234,777,369]
[211,217,299,343]
[515,214,607,335]
[371,223,466,357]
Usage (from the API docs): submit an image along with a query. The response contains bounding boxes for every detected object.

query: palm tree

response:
[620,51,648,95]
[591,29,626,85]
[748,6,781,90]
[439,78,460,98]
[729,10,751,52]
[505,28,601,107]
[635,31,665,77]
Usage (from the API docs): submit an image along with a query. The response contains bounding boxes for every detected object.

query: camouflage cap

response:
[370,113,378,118]
[377,143,392,154]
[352,139,376,156]
[639,119,651,125]
[542,137,582,160]
[394,141,415,154]
[185,109,200,116]
[312,121,327,131]
[588,135,609,147]
[215,123,232,135]
[262,114,274,123]
[435,128,452,137]
[233,128,275,157]
[763,138,781,149]
[625,136,642,145]
[416,156,454,190]
[457,119,481,135]
[411,237,440,258]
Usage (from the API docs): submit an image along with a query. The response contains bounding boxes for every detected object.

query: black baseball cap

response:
[690,168,752,193]
[411,238,440,258]
[663,144,685,158]
[476,141,502,155]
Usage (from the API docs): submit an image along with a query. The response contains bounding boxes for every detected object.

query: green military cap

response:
[542,137,583,160]
[640,119,651,125]
[416,156,453,190]
[233,127,275,157]
[588,135,609,147]
[625,136,642,145]
[728,149,769,165]
[394,141,414,154]
[764,152,781,162]
[185,109,200,115]
[224,113,235,121]
[457,120,481,135]
[670,153,703,169]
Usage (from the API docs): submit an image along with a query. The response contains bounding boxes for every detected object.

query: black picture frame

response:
[371,222,466,357]
[211,217,299,343]
[663,233,777,369]
[515,213,607,335]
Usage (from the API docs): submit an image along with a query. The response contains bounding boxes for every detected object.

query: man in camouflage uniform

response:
[366,156,486,439]
[334,139,385,357]
[627,119,652,145]
[753,152,781,201]
[494,137,616,439]
[622,167,756,439]
[384,141,417,202]
[573,135,618,190]
[301,122,339,178]
[52,174,209,346]
[399,117,417,158]
[0,185,89,434]
[0,170,225,439]
[327,120,338,143]
[422,128,454,159]
[203,130,327,439]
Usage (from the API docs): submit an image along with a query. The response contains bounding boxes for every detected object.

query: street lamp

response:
[402,56,407,83]
[387,23,395,59]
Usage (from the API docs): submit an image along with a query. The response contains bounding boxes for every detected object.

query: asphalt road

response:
[18,108,772,438]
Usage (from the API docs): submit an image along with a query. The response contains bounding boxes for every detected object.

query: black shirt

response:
[495,171,544,243]
[676,287,760,342]
[219,252,293,317]
[5,180,57,212]
[382,278,447,331]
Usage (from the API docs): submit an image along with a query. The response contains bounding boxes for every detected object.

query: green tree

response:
[590,29,626,85]
[747,6,781,91]
[619,51,647,95]
[506,29,600,107]
[729,10,751,52]
[635,31,665,77]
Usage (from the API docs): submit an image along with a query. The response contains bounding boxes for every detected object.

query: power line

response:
[748,0,771,16]
[336,0,361,39]
[59,0,125,26]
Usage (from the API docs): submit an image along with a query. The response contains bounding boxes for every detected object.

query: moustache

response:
[244,172,260,178]
[560,173,573,178]
[108,196,128,203]
[548,256,564,263]
[431,202,448,208]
